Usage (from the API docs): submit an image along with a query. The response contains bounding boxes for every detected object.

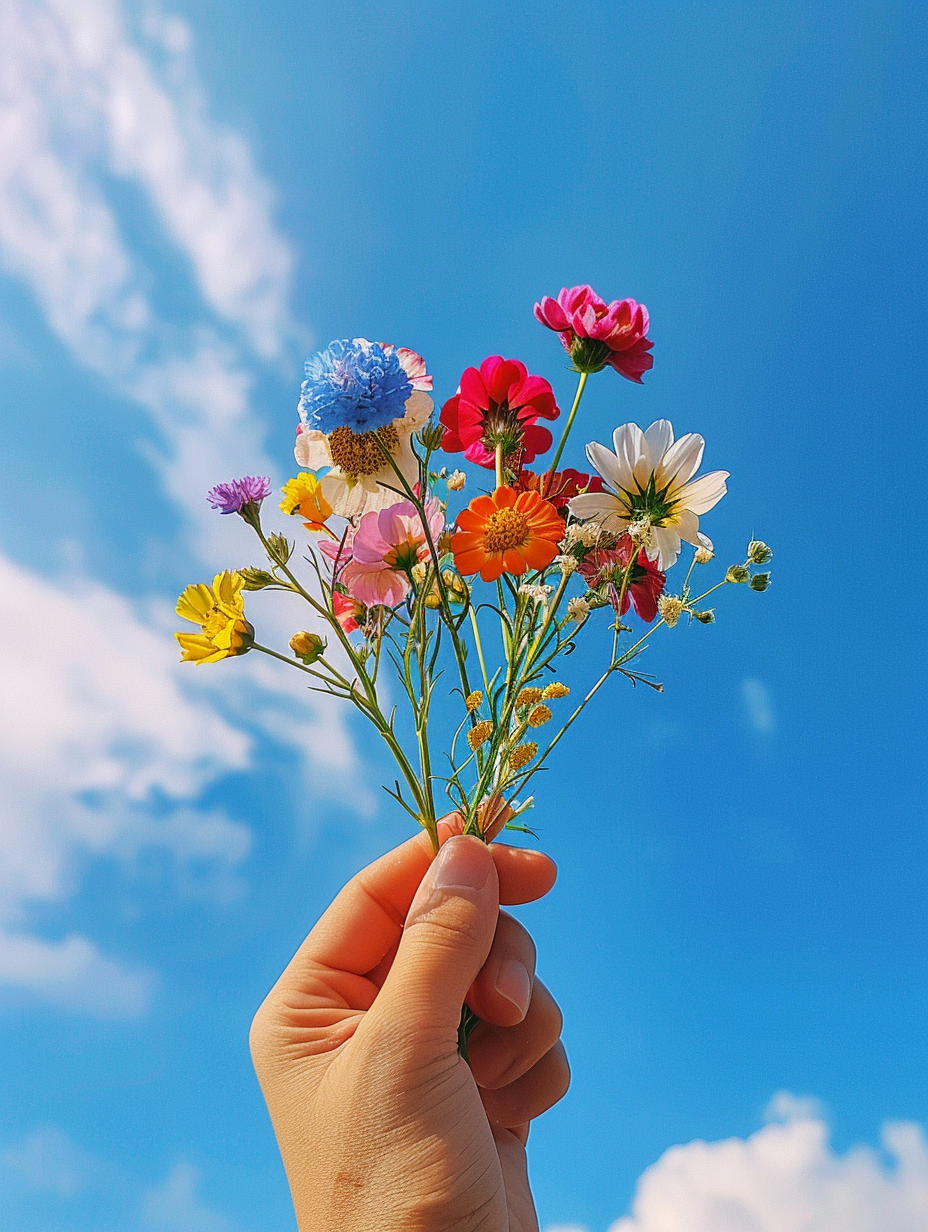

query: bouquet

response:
[175,285,771,1044]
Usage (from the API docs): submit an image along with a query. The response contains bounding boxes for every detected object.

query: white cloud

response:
[608,1099,928,1232]
[143,1162,232,1232]
[741,677,775,734]
[2,1125,97,1196]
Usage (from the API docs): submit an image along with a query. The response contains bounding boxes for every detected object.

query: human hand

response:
[250,818,567,1231]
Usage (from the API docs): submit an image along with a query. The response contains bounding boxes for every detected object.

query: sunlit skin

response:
[250,817,566,1232]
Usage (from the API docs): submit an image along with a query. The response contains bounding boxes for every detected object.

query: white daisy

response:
[568,420,729,569]
[294,390,433,518]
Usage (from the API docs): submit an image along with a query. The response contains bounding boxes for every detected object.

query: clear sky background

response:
[1,3,926,1230]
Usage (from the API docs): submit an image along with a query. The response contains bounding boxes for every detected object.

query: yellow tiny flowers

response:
[280,473,332,532]
[175,572,253,664]
[467,721,494,751]
[516,687,544,708]
[465,690,484,712]
[657,595,684,627]
[542,682,570,699]
[528,704,552,727]
[509,742,538,770]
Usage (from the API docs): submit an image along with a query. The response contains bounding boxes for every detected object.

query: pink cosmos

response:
[533,285,654,382]
[340,499,444,608]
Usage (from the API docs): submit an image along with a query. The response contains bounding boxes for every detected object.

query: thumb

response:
[370,835,498,1038]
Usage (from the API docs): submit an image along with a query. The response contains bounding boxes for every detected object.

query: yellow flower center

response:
[327,424,399,478]
[483,508,530,552]
[203,606,229,637]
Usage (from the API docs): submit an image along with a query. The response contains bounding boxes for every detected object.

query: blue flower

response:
[298,339,413,436]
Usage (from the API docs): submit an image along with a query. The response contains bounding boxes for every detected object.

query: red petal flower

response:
[578,535,665,622]
[440,356,559,468]
[513,467,604,513]
[534,285,654,382]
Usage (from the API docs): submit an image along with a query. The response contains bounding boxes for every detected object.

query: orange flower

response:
[451,486,563,582]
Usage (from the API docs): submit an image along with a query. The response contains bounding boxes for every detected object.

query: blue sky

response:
[0,3,926,1230]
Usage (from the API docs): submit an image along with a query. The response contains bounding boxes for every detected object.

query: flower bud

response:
[569,336,613,374]
[693,609,715,624]
[627,518,654,547]
[725,564,749,584]
[465,690,484,713]
[694,547,714,565]
[749,572,771,592]
[239,567,276,590]
[290,630,326,664]
[542,682,570,699]
[516,687,544,708]
[419,421,446,451]
[509,741,539,770]
[554,554,578,575]
[410,561,430,586]
[266,533,293,566]
[528,704,552,727]
[657,595,684,627]
[747,540,773,564]
[447,469,466,492]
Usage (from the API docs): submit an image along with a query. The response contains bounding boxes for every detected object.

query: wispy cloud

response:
[2,1125,99,1196]
[143,1162,233,1232]
[607,1097,928,1232]
[741,676,775,734]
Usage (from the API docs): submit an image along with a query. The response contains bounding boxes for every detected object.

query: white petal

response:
[399,390,433,432]
[294,430,333,469]
[674,507,703,548]
[567,491,627,520]
[612,422,647,488]
[585,441,630,492]
[643,419,674,468]
[676,470,729,515]
[658,432,704,490]
[650,526,682,571]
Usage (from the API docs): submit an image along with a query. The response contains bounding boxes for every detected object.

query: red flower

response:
[332,589,364,632]
[578,535,665,622]
[514,467,604,513]
[440,356,559,468]
[534,285,654,382]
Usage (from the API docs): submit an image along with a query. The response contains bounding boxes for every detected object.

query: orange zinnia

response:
[451,486,563,582]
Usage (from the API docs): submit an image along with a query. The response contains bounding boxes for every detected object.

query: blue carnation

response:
[298,339,412,435]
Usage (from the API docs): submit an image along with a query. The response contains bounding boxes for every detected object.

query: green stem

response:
[545,370,589,487]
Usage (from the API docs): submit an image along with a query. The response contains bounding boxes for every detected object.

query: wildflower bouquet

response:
[177,286,771,1025]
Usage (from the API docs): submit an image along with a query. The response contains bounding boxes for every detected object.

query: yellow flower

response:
[528,704,552,727]
[509,742,538,770]
[516,687,543,708]
[175,572,253,665]
[279,473,333,532]
[465,690,484,713]
[542,682,570,699]
[467,721,494,751]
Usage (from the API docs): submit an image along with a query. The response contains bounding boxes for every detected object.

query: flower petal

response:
[649,526,682,571]
[676,470,729,515]
[643,419,674,468]
[658,432,704,490]
[567,491,627,521]
[585,441,631,492]
[612,423,646,488]
[294,430,333,469]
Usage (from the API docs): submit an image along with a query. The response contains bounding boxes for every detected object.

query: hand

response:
[250,817,568,1231]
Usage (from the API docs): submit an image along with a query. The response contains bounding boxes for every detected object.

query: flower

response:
[518,582,552,605]
[295,347,434,518]
[175,572,253,664]
[694,547,714,564]
[657,595,684,627]
[565,597,590,623]
[280,472,333,531]
[509,742,538,770]
[447,469,467,491]
[748,540,773,564]
[579,535,666,622]
[451,486,563,582]
[528,704,552,727]
[206,476,271,514]
[516,687,544,707]
[298,338,420,435]
[513,467,604,513]
[440,356,559,468]
[534,286,654,381]
[340,498,444,608]
[468,720,494,751]
[465,690,484,712]
[332,589,365,633]
[569,420,729,570]
[542,682,570,698]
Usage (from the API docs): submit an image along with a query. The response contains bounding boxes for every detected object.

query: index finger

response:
[284,816,556,982]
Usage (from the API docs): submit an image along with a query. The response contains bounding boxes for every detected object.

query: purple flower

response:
[207,475,272,514]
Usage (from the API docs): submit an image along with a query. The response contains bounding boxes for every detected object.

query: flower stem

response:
[495,442,504,490]
[545,370,588,488]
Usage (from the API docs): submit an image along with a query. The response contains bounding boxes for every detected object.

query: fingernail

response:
[432,835,493,892]
[494,957,532,1018]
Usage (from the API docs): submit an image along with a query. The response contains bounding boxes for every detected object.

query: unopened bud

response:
[290,630,326,664]
[542,682,570,699]
[528,704,552,727]
[749,572,771,592]
[447,469,466,491]
[658,595,685,627]
[467,720,494,751]
[725,564,750,584]
[516,687,544,708]
[509,741,539,770]
[693,609,715,624]
[465,690,484,713]
[747,540,773,564]
[694,547,714,565]
[565,596,591,623]
[239,567,276,590]
[554,554,577,575]
[419,421,446,451]
[411,561,430,586]
[266,532,293,566]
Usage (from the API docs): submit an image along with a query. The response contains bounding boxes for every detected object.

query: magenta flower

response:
[341,499,444,608]
[533,285,654,381]
[207,476,272,514]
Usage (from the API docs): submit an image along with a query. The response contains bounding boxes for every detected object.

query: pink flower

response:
[440,356,559,468]
[533,286,654,382]
[340,499,444,608]
[384,345,433,391]
[332,590,364,633]
[579,535,665,622]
